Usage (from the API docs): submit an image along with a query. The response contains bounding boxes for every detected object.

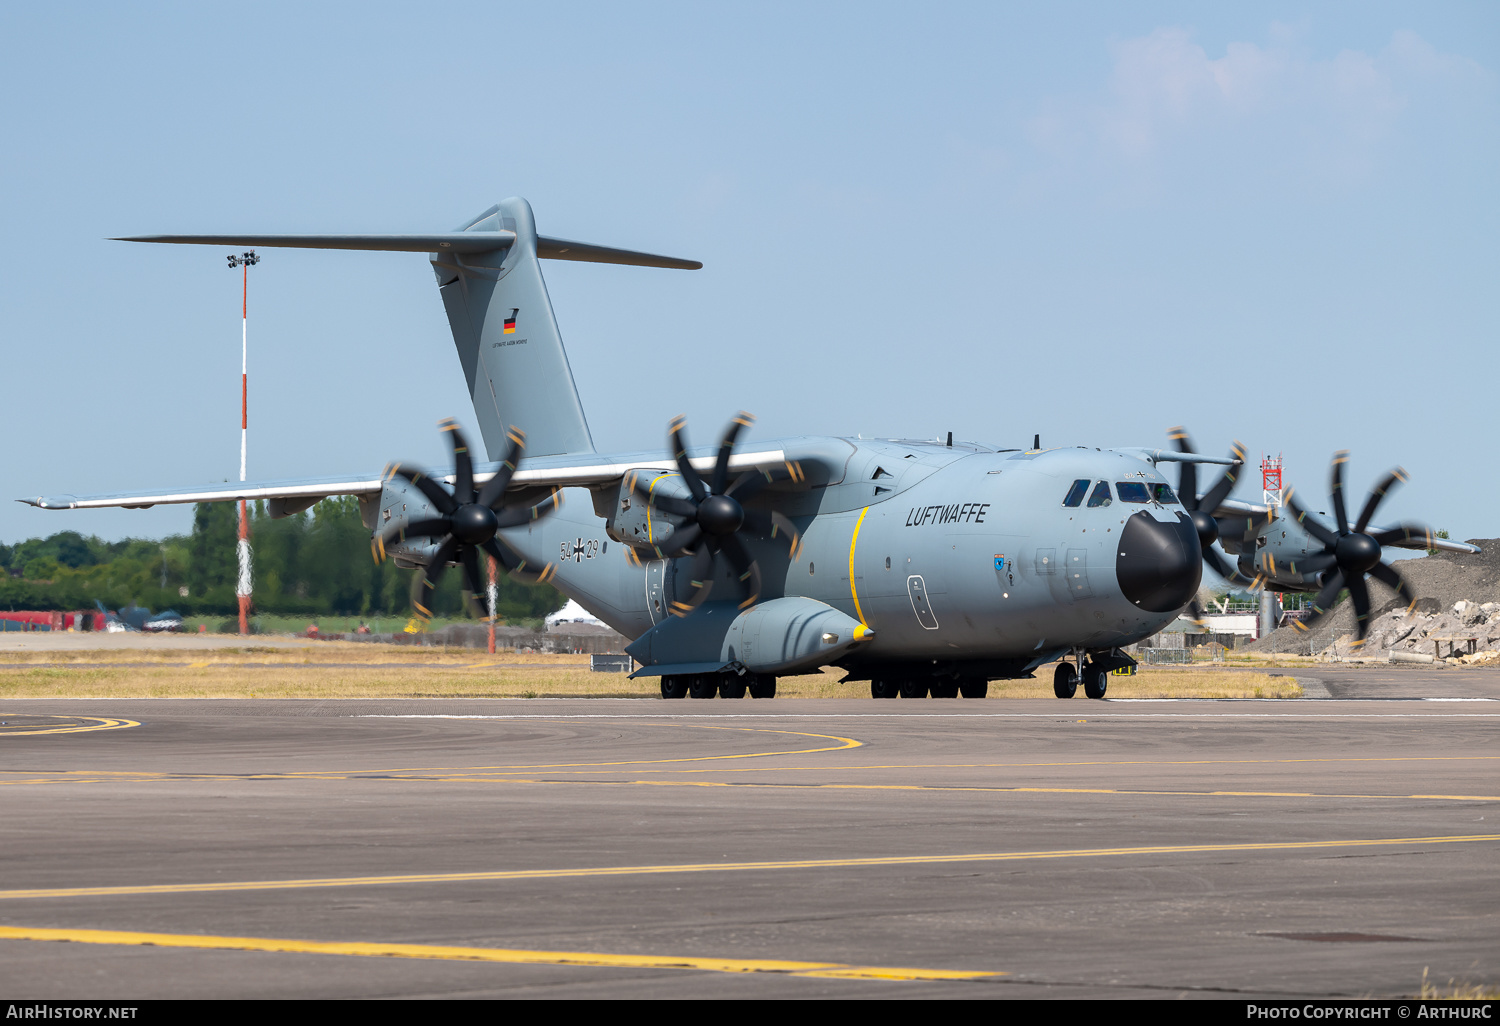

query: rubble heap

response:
[1323,601,1500,664]
[1245,538,1499,658]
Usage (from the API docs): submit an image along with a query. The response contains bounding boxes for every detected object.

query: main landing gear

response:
[869,678,988,699]
[1054,656,1109,700]
[660,674,776,699]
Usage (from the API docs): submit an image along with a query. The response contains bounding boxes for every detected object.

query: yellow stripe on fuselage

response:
[849,507,868,625]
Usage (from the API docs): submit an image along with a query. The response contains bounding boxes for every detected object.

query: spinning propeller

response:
[628,412,802,615]
[1169,427,1259,624]
[1285,452,1432,645]
[374,419,561,619]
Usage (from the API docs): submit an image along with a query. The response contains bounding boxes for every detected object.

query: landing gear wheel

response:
[929,681,959,699]
[959,679,988,699]
[1053,663,1078,699]
[748,675,776,699]
[899,680,929,699]
[719,678,747,699]
[687,676,719,699]
[661,676,688,699]
[1082,663,1109,700]
[870,679,899,699]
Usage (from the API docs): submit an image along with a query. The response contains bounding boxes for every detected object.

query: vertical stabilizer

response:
[433,198,594,460]
[116,197,700,463]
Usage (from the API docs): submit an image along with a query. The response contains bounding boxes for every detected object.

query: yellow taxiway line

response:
[0,926,996,981]
[2,833,1493,902]
[0,716,139,736]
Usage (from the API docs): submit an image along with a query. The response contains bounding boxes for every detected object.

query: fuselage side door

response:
[907,574,940,630]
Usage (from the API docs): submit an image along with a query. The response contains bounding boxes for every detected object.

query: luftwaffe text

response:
[905,503,990,527]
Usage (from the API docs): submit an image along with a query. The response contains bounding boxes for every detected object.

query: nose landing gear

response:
[1055,652,1110,700]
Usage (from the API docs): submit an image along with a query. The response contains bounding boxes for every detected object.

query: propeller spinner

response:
[628,412,802,615]
[374,419,561,619]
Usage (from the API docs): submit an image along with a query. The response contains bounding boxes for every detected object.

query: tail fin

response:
[116,197,701,461]
[432,198,595,459]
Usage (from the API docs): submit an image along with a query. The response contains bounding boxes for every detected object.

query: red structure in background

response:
[1261,453,1283,503]
[0,611,91,630]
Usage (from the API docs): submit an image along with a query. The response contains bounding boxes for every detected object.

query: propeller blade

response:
[711,412,754,495]
[648,521,704,560]
[482,536,556,585]
[1370,523,1436,550]
[1353,467,1409,534]
[413,535,461,620]
[1285,552,1338,578]
[386,464,459,517]
[1186,596,1208,629]
[1367,560,1418,616]
[1284,488,1341,549]
[460,545,488,618]
[442,419,476,505]
[670,543,716,616]
[478,427,527,509]
[494,488,563,529]
[742,509,802,560]
[1202,546,1260,589]
[1346,571,1371,643]
[718,532,761,610]
[1196,441,1247,514]
[1293,570,1346,634]
[724,461,805,503]
[669,415,708,502]
[1330,450,1350,535]
[1169,426,1198,510]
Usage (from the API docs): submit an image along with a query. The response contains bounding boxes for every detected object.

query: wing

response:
[17,449,790,512]
[20,474,383,511]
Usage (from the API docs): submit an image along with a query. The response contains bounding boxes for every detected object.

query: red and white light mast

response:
[227,251,259,636]
[1259,452,1284,638]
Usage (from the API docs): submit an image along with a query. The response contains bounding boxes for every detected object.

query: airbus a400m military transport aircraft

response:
[23,197,1462,699]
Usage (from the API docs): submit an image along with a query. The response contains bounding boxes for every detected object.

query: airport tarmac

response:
[1,673,1496,998]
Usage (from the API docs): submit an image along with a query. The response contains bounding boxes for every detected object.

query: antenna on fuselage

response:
[1033,433,1040,450]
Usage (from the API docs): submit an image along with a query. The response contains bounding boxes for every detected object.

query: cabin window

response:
[1062,479,1090,507]
[1150,483,1179,504]
[1116,482,1151,503]
[1086,481,1113,508]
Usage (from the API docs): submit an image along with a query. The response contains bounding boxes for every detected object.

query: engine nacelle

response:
[375,474,441,569]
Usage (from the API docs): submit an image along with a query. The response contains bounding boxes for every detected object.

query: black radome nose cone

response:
[450,503,499,545]
[1117,511,1203,613]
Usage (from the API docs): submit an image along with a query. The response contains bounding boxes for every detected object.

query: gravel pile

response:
[1244,538,1499,657]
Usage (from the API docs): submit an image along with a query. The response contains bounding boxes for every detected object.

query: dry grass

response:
[1418,967,1500,1000]
[0,644,1300,700]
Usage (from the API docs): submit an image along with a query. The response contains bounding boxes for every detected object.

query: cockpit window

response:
[1116,482,1151,503]
[1086,481,1112,507]
[1062,479,1089,507]
[1151,482,1179,504]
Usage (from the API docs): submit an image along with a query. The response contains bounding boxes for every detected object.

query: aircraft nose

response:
[1116,511,1202,612]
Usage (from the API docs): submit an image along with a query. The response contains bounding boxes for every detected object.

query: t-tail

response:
[116,197,701,461]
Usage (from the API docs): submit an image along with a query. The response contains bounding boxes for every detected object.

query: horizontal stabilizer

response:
[116,233,701,269]
[535,236,701,270]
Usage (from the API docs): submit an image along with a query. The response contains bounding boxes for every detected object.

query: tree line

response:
[0,498,564,621]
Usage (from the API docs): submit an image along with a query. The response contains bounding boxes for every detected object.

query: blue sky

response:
[2,2,1495,550]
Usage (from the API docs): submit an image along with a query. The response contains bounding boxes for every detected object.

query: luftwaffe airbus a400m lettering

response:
[23,197,1462,698]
